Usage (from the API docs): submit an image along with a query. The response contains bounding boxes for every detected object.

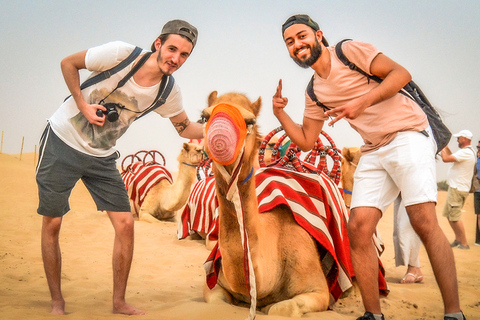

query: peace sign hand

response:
[272,79,288,116]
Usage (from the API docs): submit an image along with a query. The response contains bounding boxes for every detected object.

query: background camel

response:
[123,142,203,223]
[201,91,354,318]
[340,147,362,208]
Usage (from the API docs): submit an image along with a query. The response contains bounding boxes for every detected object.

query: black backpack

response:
[64,46,174,121]
[306,39,451,154]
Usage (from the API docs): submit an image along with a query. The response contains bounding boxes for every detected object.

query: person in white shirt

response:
[36,19,203,315]
[440,129,476,249]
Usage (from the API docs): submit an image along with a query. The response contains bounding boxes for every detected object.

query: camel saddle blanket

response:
[204,166,388,303]
[122,162,173,217]
[177,176,219,241]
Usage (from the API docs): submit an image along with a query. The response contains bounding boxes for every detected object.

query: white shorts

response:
[351,127,437,214]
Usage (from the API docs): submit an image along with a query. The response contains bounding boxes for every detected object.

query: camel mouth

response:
[205,104,247,166]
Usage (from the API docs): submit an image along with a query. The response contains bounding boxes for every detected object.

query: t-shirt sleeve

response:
[154,81,185,118]
[453,148,475,162]
[304,90,329,121]
[85,41,137,72]
[342,40,381,75]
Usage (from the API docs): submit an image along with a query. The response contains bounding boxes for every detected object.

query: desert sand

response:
[0,152,478,320]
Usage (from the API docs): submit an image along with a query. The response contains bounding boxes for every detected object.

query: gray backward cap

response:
[161,19,198,47]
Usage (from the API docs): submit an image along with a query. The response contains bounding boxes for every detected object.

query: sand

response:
[0,152,479,320]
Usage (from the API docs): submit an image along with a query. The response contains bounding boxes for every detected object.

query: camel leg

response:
[205,239,217,251]
[203,283,233,304]
[263,291,330,317]
[138,209,161,223]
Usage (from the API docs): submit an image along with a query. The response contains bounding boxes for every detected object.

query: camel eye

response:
[245,118,256,126]
[199,112,210,124]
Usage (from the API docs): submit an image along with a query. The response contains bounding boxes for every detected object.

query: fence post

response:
[19,136,24,161]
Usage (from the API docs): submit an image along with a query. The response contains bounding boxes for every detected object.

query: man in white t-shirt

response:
[36,19,203,315]
[273,14,465,320]
[440,129,476,249]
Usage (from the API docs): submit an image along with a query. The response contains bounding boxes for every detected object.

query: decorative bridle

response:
[341,161,357,208]
[258,126,342,184]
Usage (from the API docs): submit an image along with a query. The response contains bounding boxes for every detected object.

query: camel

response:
[340,146,361,207]
[124,142,204,223]
[201,91,334,317]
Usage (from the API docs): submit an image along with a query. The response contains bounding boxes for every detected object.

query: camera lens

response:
[99,103,120,122]
[106,110,119,122]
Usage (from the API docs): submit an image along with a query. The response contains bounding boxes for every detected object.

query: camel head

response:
[340,146,361,207]
[201,91,262,176]
[177,142,204,166]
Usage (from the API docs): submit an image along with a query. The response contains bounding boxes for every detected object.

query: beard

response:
[156,47,178,76]
[292,38,322,69]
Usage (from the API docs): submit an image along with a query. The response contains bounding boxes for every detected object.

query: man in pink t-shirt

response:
[272,14,465,320]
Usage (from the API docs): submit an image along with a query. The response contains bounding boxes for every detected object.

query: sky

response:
[1,0,479,181]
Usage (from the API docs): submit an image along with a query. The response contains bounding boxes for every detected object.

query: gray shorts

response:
[36,124,131,217]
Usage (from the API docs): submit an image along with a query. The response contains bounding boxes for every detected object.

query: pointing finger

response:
[274,79,283,98]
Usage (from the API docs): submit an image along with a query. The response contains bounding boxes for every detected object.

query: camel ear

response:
[183,142,190,151]
[251,97,262,116]
[208,91,218,106]
[343,147,356,162]
[353,149,362,161]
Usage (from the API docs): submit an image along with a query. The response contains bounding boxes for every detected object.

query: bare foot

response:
[113,302,146,315]
[51,299,66,315]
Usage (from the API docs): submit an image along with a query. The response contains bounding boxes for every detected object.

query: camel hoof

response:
[267,300,302,318]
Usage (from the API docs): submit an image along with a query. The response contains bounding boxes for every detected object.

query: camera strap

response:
[64,45,174,120]
[99,51,153,103]
[134,75,175,121]
[97,51,175,121]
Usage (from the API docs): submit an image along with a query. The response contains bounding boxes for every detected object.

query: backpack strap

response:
[134,75,175,121]
[335,39,383,84]
[64,46,143,101]
[335,39,418,101]
[306,75,330,112]
[81,46,143,90]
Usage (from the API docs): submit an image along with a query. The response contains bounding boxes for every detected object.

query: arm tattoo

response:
[173,118,190,135]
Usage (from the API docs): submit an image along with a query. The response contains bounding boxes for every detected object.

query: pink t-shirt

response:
[304,41,428,153]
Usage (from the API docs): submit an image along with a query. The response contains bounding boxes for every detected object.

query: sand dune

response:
[0,152,478,319]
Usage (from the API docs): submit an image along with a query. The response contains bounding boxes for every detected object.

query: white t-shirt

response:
[49,41,184,157]
[447,146,476,192]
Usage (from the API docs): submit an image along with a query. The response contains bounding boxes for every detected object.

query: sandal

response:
[400,272,423,284]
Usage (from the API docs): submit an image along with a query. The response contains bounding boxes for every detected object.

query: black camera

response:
[96,102,120,122]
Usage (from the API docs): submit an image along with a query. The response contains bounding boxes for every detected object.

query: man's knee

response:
[42,216,63,237]
[109,212,135,235]
[348,208,381,247]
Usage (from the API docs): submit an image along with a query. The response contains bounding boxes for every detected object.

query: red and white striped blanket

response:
[122,162,173,217]
[177,176,219,241]
[204,166,388,303]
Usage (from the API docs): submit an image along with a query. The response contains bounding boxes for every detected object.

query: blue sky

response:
[1,0,479,180]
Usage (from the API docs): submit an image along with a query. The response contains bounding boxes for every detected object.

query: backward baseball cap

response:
[281,14,329,46]
[282,14,319,34]
[152,19,198,50]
